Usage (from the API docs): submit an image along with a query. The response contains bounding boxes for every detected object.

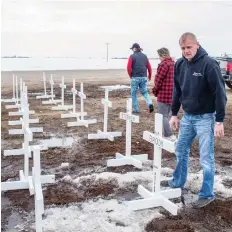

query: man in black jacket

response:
[168,32,227,208]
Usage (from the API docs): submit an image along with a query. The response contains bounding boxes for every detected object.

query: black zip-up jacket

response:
[172,46,227,122]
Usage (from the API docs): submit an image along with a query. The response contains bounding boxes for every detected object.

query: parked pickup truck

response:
[215,54,232,89]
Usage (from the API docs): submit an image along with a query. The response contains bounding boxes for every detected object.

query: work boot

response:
[149,104,154,113]
[192,198,215,209]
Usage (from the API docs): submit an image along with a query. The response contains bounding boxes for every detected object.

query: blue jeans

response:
[169,113,215,199]
[131,77,152,112]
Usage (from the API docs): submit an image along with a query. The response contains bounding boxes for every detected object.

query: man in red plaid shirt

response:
[153,47,176,141]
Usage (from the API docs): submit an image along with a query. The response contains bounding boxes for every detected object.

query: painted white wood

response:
[63,82,97,127]
[39,137,74,148]
[107,98,147,167]
[9,110,35,116]
[1,146,55,232]
[88,87,121,141]
[127,113,181,215]
[41,74,57,103]
[100,85,130,91]
[8,118,39,126]
[37,74,55,99]
[48,76,73,110]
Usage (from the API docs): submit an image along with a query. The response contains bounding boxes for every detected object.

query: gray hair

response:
[157,47,170,58]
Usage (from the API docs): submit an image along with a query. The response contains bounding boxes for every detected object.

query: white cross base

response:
[4,144,47,158]
[1,170,55,192]
[9,127,43,134]
[126,113,181,215]
[127,185,181,215]
[67,118,97,128]
[36,94,55,99]
[51,105,73,111]
[39,137,74,148]
[42,99,62,105]
[1,98,17,103]
[61,112,87,119]
[9,110,35,116]
[8,118,39,126]
[107,99,148,168]
[5,103,21,109]
[107,152,148,169]
[88,130,122,141]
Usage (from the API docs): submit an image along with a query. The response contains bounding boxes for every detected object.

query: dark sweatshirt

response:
[172,46,227,122]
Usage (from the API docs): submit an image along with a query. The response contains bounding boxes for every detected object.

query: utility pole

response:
[106,43,109,62]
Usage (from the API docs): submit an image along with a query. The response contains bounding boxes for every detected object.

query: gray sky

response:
[1,0,232,58]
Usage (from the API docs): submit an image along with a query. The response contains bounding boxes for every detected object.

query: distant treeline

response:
[2,55,31,58]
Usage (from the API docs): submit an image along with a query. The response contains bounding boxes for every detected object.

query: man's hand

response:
[215,123,224,138]
[169,116,180,131]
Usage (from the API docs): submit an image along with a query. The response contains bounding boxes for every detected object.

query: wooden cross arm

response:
[143,131,176,153]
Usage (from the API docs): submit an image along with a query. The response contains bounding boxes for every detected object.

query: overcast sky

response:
[1,0,232,58]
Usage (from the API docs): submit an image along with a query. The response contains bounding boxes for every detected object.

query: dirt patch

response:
[107,165,141,174]
[146,219,194,232]
[1,208,12,232]
[1,77,232,231]
[44,180,118,205]
[4,190,35,212]
[146,199,232,232]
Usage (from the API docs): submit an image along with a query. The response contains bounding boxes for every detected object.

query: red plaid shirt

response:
[153,57,174,104]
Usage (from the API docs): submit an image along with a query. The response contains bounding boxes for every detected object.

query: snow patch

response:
[42,199,163,232]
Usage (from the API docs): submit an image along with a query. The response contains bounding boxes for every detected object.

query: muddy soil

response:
[1,78,232,231]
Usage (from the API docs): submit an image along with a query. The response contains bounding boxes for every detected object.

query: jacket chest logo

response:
[192,72,202,77]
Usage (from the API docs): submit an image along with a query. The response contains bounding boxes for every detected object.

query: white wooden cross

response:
[8,83,40,126]
[8,86,43,136]
[107,98,148,168]
[41,74,62,105]
[127,113,181,215]
[1,145,55,232]
[65,82,97,127]
[88,87,122,141]
[51,76,73,110]
[8,81,35,117]
[61,79,86,119]
[5,86,44,160]
[36,73,55,99]
[1,74,17,103]
[4,75,21,109]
